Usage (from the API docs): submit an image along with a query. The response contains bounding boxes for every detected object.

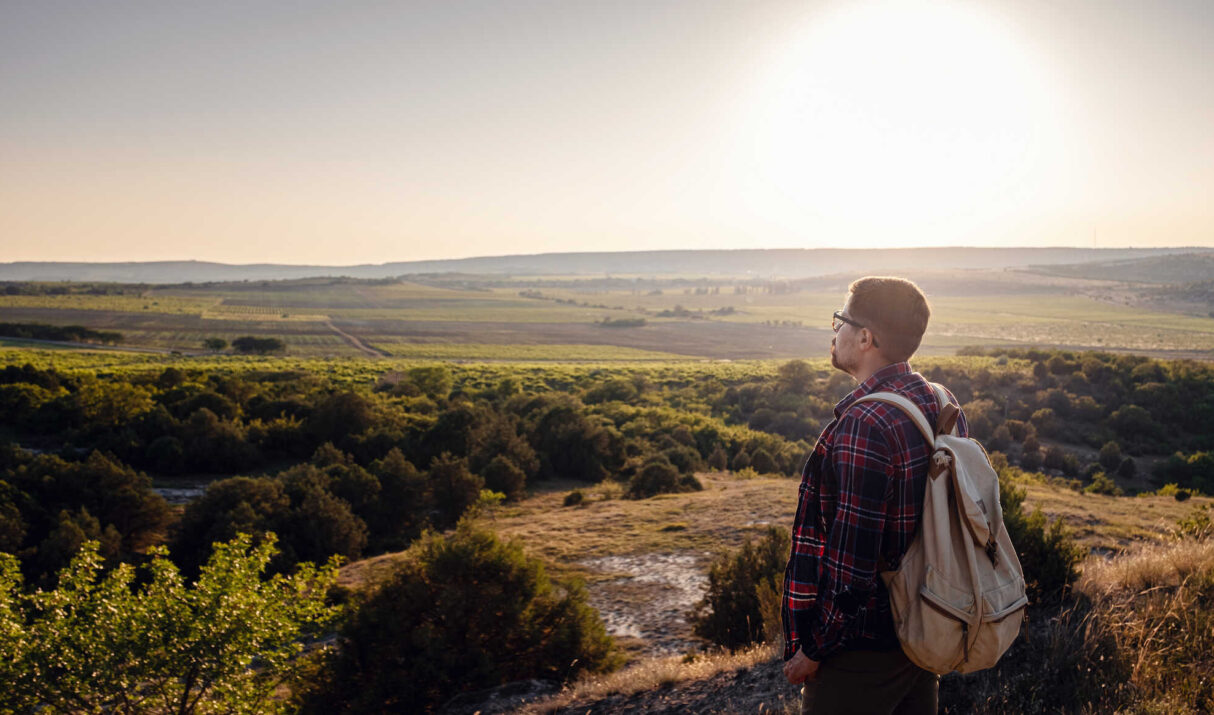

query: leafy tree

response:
[171,476,291,576]
[297,522,616,713]
[308,392,375,448]
[1020,445,1043,472]
[481,454,527,501]
[529,401,622,482]
[428,453,483,528]
[1108,404,1161,443]
[776,360,814,393]
[1098,441,1124,472]
[202,337,228,351]
[749,447,777,474]
[1116,456,1137,480]
[0,534,340,714]
[145,435,186,474]
[406,365,453,401]
[232,336,287,355]
[367,449,429,550]
[627,456,701,498]
[8,452,171,582]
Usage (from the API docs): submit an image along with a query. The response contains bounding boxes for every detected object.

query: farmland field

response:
[2,267,1213,359]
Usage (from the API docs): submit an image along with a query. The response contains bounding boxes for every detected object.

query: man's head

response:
[830,276,930,376]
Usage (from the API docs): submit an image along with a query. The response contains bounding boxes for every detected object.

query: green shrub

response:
[626,457,700,498]
[299,522,617,712]
[1176,505,1212,539]
[0,534,340,714]
[1000,479,1084,604]
[690,526,790,650]
[1098,441,1123,471]
[1084,471,1123,496]
[481,455,526,501]
[749,448,777,474]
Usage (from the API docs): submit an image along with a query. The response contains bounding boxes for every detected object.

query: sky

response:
[1,0,1212,265]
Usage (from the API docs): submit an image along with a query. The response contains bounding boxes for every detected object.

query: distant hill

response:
[1,247,1209,284]
[1024,252,1214,284]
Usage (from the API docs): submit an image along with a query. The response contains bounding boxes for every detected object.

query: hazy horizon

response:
[3,0,1212,264]
[5,244,1212,270]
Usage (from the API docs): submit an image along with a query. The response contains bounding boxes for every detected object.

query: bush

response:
[1000,479,1084,604]
[299,522,617,712]
[627,458,701,498]
[231,336,286,354]
[0,534,340,714]
[691,526,790,650]
[1019,447,1043,472]
[1175,505,1212,539]
[563,489,585,507]
[1098,441,1123,472]
[1084,471,1124,496]
[749,448,777,474]
[481,455,527,501]
[427,453,483,528]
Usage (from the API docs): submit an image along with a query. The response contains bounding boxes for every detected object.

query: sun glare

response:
[743,0,1070,246]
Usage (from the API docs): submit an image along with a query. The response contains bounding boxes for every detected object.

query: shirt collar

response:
[833,362,913,417]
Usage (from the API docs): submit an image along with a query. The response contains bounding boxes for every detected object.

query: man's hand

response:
[783,648,820,685]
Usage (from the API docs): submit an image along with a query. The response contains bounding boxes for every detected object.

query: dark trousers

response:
[800,648,938,715]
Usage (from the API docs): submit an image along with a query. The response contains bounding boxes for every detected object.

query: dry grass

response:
[489,472,799,583]
[943,536,1214,714]
[1079,537,1214,596]
[1018,479,1214,551]
[514,643,778,714]
[1072,538,1214,712]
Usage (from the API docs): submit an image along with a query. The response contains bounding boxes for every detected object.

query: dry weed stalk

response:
[1071,538,1214,712]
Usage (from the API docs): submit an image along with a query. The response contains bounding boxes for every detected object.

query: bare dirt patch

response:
[581,552,710,655]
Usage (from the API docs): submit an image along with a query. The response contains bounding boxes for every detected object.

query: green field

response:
[2,269,1213,359]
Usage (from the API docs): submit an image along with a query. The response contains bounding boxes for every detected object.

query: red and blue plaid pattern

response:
[782,362,968,661]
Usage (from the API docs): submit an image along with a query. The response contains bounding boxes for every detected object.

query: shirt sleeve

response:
[799,412,894,661]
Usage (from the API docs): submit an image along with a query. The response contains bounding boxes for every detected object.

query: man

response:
[782,276,967,714]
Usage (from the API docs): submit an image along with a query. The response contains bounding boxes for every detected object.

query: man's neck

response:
[851,359,898,385]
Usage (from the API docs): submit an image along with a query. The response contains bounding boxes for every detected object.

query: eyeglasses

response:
[831,310,864,332]
[832,310,880,347]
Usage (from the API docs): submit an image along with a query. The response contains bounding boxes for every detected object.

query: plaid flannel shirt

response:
[782,362,968,662]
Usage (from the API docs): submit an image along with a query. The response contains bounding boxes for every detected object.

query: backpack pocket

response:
[896,564,973,673]
[981,578,1028,621]
[957,578,1028,674]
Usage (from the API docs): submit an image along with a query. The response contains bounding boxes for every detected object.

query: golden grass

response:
[1074,538,1214,712]
[1078,537,1214,597]
[1017,479,1214,551]
[514,642,778,714]
[488,473,798,584]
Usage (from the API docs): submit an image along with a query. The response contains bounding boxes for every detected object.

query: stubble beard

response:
[830,339,855,375]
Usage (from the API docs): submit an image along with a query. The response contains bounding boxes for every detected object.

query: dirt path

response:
[325,320,388,357]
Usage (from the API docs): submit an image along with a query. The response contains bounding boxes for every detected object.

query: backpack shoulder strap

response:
[929,382,960,437]
[852,392,935,446]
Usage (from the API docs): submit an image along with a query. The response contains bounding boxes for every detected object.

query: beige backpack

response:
[854,384,1028,675]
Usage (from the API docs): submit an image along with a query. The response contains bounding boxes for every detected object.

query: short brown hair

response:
[846,276,931,362]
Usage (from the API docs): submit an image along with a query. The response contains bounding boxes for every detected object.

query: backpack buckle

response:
[929,450,951,479]
[986,537,999,566]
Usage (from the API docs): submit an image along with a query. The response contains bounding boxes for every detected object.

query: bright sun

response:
[742,0,1070,246]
